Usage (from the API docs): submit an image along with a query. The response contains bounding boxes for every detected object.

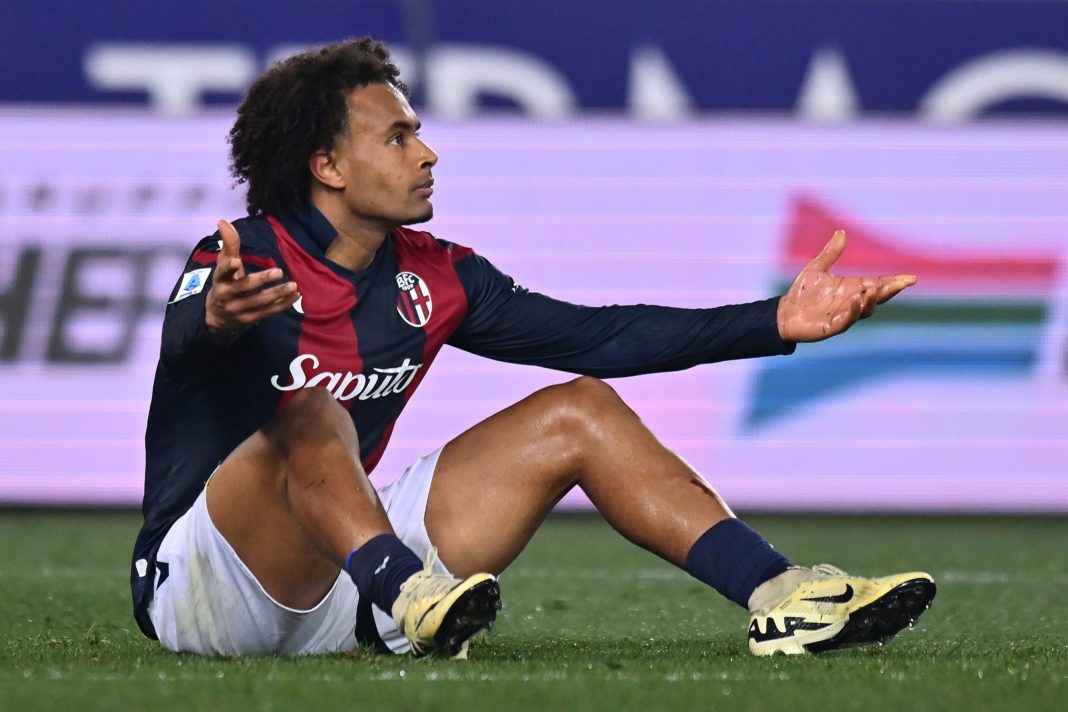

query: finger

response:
[216,220,245,281]
[875,274,917,304]
[217,220,242,259]
[241,300,300,325]
[805,229,847,273]
[859,288,878,319]
[847,290,865,322]
[223,282,299,315]
[230,268,287,296]
[212,254,243,283]
[859,276,880,291]
[231,288,301,325]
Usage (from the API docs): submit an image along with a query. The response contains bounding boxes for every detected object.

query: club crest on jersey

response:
[395,271,432,327]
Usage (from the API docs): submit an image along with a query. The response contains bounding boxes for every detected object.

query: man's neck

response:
[310,195,391,272]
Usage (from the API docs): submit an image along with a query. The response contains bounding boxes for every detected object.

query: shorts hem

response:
[200,485,345,616]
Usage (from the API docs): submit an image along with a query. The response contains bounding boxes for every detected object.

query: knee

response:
[542,376,627,443]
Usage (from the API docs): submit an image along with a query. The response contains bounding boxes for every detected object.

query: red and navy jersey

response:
[131,204,794,638]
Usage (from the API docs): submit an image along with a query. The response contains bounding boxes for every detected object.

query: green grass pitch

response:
[2,511,1066,710]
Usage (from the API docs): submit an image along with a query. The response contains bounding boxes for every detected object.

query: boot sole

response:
[429,578,502,658]
[806,578,937,653]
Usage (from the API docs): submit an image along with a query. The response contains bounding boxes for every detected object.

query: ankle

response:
[345,534,424,613]
[747,566,812,613]
[684,518,794,608]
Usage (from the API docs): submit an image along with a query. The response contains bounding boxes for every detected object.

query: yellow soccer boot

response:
[748,564,935,656]
[391,548,502,658]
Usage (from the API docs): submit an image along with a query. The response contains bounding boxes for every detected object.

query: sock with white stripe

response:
[345,534,424,612]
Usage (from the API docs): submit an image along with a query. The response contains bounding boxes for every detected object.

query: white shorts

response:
[147,448,450,656]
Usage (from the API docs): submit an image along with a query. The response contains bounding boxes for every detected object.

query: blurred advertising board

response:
[4,0,1068,120]
[1,109,1066,510]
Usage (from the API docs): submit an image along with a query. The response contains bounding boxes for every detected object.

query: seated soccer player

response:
[131,38,935,658]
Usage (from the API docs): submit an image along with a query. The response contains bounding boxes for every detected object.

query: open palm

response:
[776,230,916,343]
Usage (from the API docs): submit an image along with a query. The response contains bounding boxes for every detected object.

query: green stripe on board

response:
[772,283,1048,324]
[878,301,1047,324]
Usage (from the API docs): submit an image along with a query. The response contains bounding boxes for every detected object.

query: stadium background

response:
[1,0,1066,513]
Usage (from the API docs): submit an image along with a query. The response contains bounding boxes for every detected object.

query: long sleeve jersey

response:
[131,203,795,638]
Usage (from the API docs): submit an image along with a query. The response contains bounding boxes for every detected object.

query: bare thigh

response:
[206,388,394,609]
[425,377,731,578]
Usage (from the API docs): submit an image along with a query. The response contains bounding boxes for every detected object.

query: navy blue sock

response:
[684,518,792,609]
[345,534,424,613]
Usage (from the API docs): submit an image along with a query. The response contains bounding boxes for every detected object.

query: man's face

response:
[330,83,438,227]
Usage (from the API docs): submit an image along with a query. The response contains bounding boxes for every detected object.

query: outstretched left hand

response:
[777,230,916,343]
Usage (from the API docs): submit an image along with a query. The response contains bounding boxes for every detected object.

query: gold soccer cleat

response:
[747,564,935,656]
[391,548,502,658]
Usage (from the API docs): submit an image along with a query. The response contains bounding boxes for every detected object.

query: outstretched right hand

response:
[205,220,300,336]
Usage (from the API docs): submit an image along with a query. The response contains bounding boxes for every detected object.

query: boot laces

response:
[810,563,848,577]
[398,548,462,606]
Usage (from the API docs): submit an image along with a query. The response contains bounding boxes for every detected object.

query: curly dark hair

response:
[229,38,409,216]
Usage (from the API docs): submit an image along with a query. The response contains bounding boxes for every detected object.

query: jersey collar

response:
[276,203,393,283]
[280,203,337,256]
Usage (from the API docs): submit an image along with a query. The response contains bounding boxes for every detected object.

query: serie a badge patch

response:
[395,271,432,327]
[170,268,212,303]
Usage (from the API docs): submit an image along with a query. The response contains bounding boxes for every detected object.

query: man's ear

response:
[309,149,345,190]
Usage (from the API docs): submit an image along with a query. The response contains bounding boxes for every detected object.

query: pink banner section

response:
[1,109,1066,511]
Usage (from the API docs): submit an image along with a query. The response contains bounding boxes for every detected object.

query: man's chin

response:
[402,206,434,226]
